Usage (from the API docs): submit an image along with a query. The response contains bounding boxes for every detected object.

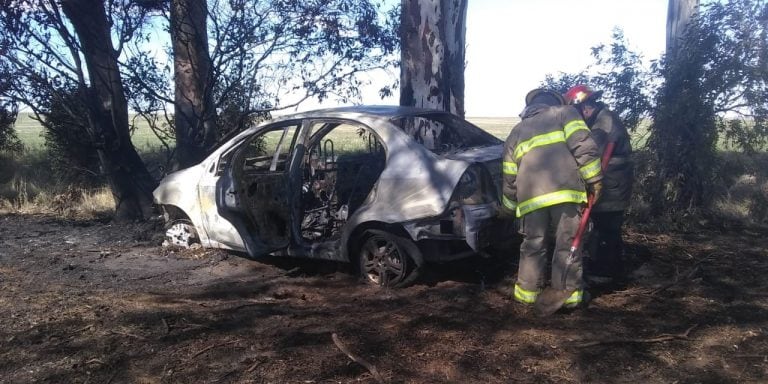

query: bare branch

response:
[572,324,699,348]
[331,333,385,384]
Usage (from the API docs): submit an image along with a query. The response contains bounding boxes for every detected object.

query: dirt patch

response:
[1,213,767,383]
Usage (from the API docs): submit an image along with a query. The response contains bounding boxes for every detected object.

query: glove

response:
[587,180,602,203]
[498,204,516,220]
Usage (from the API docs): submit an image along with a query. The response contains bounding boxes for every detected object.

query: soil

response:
[1,212,767,384]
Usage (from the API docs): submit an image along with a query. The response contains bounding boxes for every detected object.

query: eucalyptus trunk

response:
[666,0,699,57]
[400,0,467,117]
[647,0,712,219]
[61,0,158,221]
[171,0,216,168]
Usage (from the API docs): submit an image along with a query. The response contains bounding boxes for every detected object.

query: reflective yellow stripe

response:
[513,130,566,160]
[579,158,601,180]
[503,161,518,175]
[502,195,517,210]
[514,284,540,304]
[563,119,589,140]
[564,289,583,305]
[516,190,587,217]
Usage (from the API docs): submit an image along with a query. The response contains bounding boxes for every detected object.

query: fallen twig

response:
[132,272,168,281]
[213,370,236,383]
[572,324,698,348]
[227,299,277,312]
[109,329,146,340]
[161,317,170,335]
[105,370,118,384]
[245,359,264,373]
[284,267,301,276]
[187,340,240,360]
[332,333,384,384]
[650,264,701,295]
[74,324,94,333]
[734,354,768,359]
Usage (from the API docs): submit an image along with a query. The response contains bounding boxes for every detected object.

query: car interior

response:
[299,122,386,242]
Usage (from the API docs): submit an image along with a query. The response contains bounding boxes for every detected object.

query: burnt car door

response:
[216,122,302,258]
[294,120,387,260]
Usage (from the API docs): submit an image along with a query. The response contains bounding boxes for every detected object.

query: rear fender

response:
[341,221,424,268]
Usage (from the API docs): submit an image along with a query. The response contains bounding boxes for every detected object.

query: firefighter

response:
[502,88,603,307]
[564,84,634,285]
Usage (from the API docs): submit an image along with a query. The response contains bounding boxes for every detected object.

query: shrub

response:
[39,88,102,187]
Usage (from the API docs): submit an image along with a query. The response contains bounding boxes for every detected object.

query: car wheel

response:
[163,219,200,248]
[358,229,421,288]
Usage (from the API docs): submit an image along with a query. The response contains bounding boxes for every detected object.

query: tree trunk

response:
[666,0,699,57]
[170,0,216,168]
[61,0,158,221]
[646,0,712,220]
[400,0,467,117]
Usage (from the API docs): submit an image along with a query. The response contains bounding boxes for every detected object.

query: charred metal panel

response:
[152,164,212,246]
[154,106,506,266]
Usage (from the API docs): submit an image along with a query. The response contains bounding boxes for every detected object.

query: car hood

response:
[351,144,503,224]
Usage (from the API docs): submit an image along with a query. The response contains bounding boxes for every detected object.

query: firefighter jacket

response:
[502,104,602,218]
[586,103,634,212]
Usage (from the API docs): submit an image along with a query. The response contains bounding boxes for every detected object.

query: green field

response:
[466,116,518,139]
[14,110,757,156]
[10,112,659,153]
[13,113,521,150]
[14,112,162,152]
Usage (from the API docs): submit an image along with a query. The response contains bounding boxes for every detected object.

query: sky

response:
[335,0,669,118]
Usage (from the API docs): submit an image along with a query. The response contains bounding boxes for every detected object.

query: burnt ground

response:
[0,213,767,383]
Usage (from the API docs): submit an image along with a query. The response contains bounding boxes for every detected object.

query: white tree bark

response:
[400,0,467,117]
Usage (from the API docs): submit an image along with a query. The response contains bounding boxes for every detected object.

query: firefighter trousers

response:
[516,203,583,292]
[585,210,626,279]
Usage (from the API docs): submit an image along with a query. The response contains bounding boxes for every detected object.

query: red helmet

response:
[564,84,603,105]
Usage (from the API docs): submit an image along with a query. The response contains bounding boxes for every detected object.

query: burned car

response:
[153,106,508,287]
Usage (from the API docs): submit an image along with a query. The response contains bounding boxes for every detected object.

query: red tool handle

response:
[570,142,615,251]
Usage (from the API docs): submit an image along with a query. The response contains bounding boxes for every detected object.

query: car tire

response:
[163,219,200,248]
[357,229,422,288]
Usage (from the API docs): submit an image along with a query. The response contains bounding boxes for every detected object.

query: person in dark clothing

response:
[502,88,603,307]
[564,85,634,284]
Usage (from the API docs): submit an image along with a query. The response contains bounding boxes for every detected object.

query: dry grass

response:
[0,179,114,219]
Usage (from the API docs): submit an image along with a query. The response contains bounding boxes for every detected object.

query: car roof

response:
[210,105,465,156]
[270,105,453,122]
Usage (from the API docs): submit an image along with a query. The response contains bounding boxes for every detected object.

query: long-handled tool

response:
[533,142,615,317]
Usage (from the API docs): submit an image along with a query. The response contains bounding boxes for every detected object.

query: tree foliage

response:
[127,0,399,167]
[0,0,154,159]
[1,0,399,220]
[647,0,768,214]
[697,0,768,152]
[0,0,160,220]
[40,86,101,186]
[542,0,767,217]
[0,58,21,154]
[542,30,654,132]
[0,102,21,154]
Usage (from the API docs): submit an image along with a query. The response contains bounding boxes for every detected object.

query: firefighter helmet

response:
[525,88,565,106]
[564,84,603,105]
